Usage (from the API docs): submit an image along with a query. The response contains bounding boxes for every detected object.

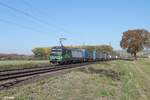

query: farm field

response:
[0,60,50,71]
[0,59,150,100]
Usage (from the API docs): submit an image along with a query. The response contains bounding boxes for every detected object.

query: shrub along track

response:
[0,62,98,90]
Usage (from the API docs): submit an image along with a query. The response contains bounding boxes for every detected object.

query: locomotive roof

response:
[52,46,85,50]
[52,46,64,49]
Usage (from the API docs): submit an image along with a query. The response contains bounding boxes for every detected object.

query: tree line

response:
[32,47,51,59]
[32,45,114,59]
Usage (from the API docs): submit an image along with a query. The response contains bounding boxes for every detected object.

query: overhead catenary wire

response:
[0,1,71,34]
[0,1,52,26]
[21,0,70,39]
[21,0,70,33]
[0,18,50,33]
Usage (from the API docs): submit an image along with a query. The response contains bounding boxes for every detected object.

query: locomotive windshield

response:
[50,53,62,56]
[51,49,62,52]
[51,47,63,56]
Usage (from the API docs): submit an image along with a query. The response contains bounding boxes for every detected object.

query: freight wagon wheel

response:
[59,62,64,65]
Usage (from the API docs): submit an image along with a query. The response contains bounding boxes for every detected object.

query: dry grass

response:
[0,59,150,100]
[0,60,50,71]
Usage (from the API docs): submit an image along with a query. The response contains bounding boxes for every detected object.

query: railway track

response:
[0,62,95,90]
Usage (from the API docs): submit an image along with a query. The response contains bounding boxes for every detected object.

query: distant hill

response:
[0,53,34,60]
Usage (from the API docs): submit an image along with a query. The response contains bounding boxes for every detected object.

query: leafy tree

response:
[95,45,113,53]
[66,45,113,53]
[120,29,150,59]
[32,48,51,59]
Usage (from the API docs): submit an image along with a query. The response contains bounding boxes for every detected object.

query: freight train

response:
[48,46,118,65]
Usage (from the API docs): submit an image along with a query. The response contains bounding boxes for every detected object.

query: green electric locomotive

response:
[49,46,72,64]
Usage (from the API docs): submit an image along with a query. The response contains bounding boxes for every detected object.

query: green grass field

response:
[0,60,50,71]
[0,59,150,100]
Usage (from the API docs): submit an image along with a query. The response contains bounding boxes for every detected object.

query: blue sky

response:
[0,0,150,54]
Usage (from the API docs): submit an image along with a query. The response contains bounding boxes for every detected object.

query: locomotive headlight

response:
[116,56,118,58]
[109,55,111,58]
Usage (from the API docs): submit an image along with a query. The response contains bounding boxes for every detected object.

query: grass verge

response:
[0,59,150,100]
[0,60,50,71]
